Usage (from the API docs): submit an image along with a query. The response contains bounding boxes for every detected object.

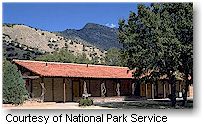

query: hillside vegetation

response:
[3,24,105,63]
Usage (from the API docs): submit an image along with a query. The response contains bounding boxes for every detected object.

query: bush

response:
[3,59,28,105]
[79,98,93,106]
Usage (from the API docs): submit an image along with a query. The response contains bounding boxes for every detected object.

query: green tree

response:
[90,56,99,65]
[35,49,76,63]
[75,52,92,64]
[35,49,92,64]
[105,48,123,66]
[3,59,28,105]
[162,3,193,106]
[118,3,193,107]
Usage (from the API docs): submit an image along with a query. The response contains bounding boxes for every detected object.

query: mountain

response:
[2,24,105,62]
[57,23,122,50]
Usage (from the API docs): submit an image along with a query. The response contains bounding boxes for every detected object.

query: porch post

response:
[88,79,91,93]
[179,81,181,92]
[132,82,135,95]
[83,81,88,94]
[52,78,54,101]
[101,81,106,97]
[25,79,30,97]
[145,83,148,97]
[70,79,73,101]
[169,84,171,94]
[30,79,33,98]
[40,77,46,102]
[163,83,166,98]
[116,82,120,96]
[152,83,154,99]
[63,78,66,103]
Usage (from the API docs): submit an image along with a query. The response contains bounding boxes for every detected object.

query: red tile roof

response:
[14,60,134,79]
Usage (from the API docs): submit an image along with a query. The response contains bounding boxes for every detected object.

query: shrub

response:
[70,41,73,45]
[3,59,28,105]
[79,98,93,106]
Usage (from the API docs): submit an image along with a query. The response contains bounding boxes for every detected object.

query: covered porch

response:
[25,76,134,102]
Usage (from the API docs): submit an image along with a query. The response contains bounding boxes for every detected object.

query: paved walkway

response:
[2,97,193,109]
[2,102,113,109]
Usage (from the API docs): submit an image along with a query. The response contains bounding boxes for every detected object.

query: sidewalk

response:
[2,102,113,109]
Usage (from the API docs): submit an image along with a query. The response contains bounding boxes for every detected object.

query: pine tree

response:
[3,59,28,105]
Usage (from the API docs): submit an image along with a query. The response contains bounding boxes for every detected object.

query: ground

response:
[2,97,193,109]
[2,102,112,109]
[94,98,193,109]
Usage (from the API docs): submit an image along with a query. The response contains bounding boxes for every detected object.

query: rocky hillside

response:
[3,37,43,60]
[3,24,105,62]
[57,23,122,50]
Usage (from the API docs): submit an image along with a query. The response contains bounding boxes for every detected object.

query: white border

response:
[1,1,203,124]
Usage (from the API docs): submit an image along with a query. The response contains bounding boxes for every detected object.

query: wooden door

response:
[140,83,146,97]
[73,80,79,101]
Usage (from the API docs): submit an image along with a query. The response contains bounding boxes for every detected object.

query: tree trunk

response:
[182,73,189,106]
[170,75,176,107]
[134,80,141,96]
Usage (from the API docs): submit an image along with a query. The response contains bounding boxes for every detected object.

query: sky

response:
[3,3,150,31]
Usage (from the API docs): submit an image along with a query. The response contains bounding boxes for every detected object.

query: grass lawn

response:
[94,99,193,109]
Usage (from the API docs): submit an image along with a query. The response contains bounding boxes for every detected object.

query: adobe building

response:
[13,60,193,102]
